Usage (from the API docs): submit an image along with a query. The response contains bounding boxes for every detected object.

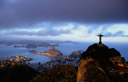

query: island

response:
[29,45,63,57]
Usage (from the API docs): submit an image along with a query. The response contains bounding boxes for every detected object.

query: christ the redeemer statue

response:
[97,34,103,44]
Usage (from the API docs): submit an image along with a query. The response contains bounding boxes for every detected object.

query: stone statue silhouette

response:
[97,34,103,44]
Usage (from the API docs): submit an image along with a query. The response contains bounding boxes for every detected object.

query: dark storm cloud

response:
[0,0,128,29]
[6,29,70,36]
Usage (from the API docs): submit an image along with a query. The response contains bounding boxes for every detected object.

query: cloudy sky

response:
[0,0,128,42]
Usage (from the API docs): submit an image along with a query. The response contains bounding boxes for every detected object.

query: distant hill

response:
[69,50,84,58]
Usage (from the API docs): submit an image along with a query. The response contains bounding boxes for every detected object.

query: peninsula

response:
[29,45,63,57]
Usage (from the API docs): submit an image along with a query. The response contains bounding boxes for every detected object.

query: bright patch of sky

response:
[1,23,128,42]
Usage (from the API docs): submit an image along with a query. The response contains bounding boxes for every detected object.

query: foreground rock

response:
[30,65,77,82]
[29,45,63,57]
[0,63,38,82]
[77,44,128,82]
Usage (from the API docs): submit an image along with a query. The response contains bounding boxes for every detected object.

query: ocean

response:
[0,42,128,63]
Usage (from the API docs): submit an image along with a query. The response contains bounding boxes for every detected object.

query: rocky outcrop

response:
[77,57,110,82]
[30,45,63,57]
[69,50,84,58]
[77,43,128,82]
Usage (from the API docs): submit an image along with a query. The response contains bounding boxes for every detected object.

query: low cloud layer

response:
[104,31,125,37]
[5,29,70,36]
[1,24,128,42]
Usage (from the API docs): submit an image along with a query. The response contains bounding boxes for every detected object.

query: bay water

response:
[0,42,128,63]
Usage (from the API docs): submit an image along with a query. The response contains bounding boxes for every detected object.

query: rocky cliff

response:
[77,43,128,82]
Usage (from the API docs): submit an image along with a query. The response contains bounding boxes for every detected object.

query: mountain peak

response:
[81,43,120,60]
[50,45,55,50]
[77,43,128,82]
